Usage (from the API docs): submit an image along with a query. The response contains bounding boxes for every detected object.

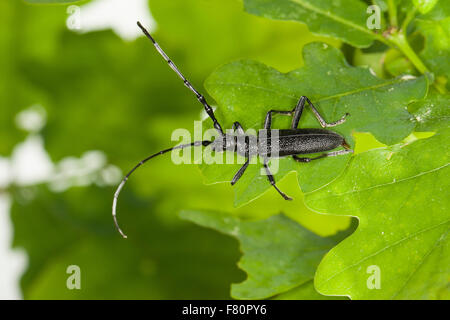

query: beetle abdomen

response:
[259,128,344,157]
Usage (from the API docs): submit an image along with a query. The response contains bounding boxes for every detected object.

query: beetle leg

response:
[291,96,306,129]
[263,160,293,200]
[293,149,353,162]
[264,110,293,129]
[232,121,245,135]
[231,158,250,185]
[292,96,349,129]
[231,135,250,185]
[292,155,319,163]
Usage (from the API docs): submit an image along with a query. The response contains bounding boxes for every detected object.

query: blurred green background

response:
[0,0,354,299]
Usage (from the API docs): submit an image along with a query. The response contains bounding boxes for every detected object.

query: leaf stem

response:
[387,0,398,27]
[400,8,416,34]
[382,7,429,75]
[387,32,429,74]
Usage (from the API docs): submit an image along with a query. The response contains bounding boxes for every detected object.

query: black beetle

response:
[112,22,353,238]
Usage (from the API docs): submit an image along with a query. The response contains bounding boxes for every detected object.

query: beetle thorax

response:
[210,134,259,157]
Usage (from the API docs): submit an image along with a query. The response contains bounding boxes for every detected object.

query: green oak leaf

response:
[416,17,450,89]
[306,129,450,299]
[383,47,418,77]
[202,42,427,206]
[180,210,351,299]
[413,0,439,14]
[243,0,378,48]
[411,92,450,131]
[420,0,450,21]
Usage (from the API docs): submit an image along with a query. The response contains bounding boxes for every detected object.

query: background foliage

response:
[1,0,448,299]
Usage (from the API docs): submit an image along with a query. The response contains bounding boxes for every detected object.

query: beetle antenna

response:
[136,21,224,136]
[112,140,212,238]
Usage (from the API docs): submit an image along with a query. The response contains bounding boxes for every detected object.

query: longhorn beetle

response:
[112,22,353,238]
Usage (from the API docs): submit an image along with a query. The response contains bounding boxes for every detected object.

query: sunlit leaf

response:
[413,0,439,14]
[306,129,450,299]
[411,92,450,131]
[272,280,347,300]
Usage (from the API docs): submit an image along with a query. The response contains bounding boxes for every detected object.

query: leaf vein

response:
[290,0,375,38]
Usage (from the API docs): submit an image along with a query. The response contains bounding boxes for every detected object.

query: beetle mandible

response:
[112,22,353,238]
